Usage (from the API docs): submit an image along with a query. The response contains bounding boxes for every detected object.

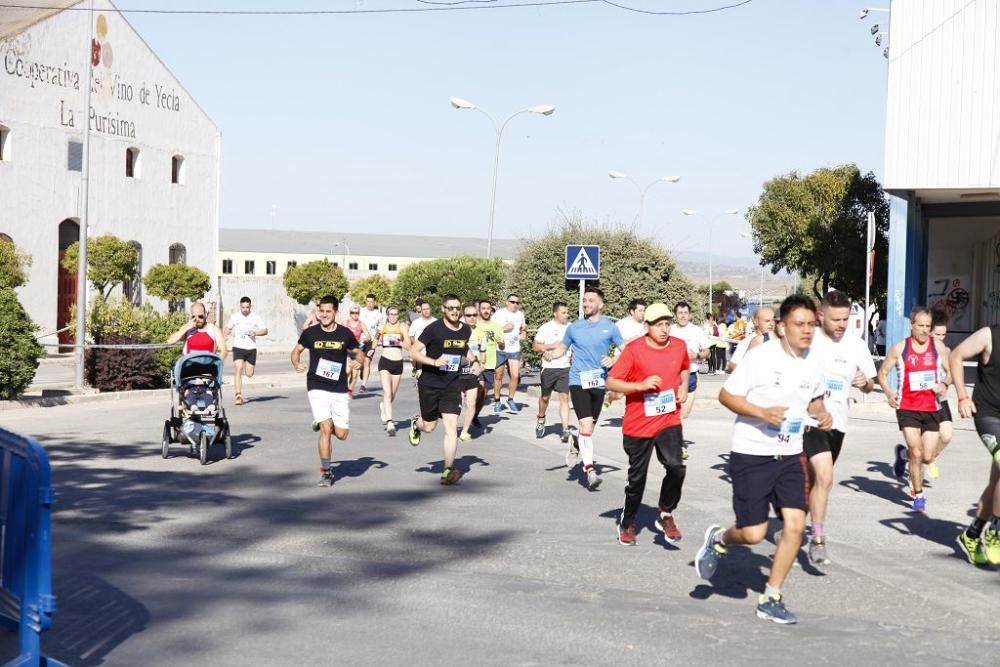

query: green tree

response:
[283,259,349,306]
[0,288,44,399]
[143,263,212,307]
[390,257,508,312]
[0,239,31,289]
[746,164,889,306]
[62,234,138,299]
[692,281,742,317]
[349,274,394,306]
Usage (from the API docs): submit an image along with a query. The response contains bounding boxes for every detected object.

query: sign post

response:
[865,211,875,350]
[565,245,601,318]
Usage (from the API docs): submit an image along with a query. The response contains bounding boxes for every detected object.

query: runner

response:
[606,303,689,546]
[670,302,711,419]
[407,300,437,379]
[459,303,487,442]
[168,301,228,359]
[358,293,385,393]
[532,301,572,440]
[494,293,527,413]
[224,296,268,406]
[376,305,410,436]
[343,305,369,396]
[695,295,832,625]
[408,294,473,485]
[712,317,729,375]
[474,298,505,423]
[556,286,624,490]
[727,306,775,373]
[926,311,954,479]
[948,324,1000,565]
[291,295,364,487]
[605,299,648,408]
[703,313,719,374]
[876,307,948,512]
[802,290,876,565]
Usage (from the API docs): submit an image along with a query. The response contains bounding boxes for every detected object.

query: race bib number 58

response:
[909,370,937,392]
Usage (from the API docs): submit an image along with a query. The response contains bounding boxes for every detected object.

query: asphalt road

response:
[1,373,999,666]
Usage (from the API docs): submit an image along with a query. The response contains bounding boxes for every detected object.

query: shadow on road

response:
[880,514,968,558]
[688,546,770,601]
[415,454,492,477]
[710,453,731,483]
[331,456,389,481]
[840,473,910,508]
[243,394,289,404]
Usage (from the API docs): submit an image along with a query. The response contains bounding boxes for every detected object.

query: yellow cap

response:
[644,303,672,323]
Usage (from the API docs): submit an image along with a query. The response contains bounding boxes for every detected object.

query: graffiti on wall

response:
[927,275,971,330]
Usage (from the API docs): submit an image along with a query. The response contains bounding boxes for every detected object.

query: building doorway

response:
[57,219,80,350]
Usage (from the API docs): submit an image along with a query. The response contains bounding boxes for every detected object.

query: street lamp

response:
[608,171,680,227]
[858,7,889,20]
[331,240,350,277]
[683,208,740,316]
[449,96,555,259]
[741,231,764,307]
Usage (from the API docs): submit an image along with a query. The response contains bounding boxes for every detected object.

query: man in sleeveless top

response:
[168,301,228,359]
[877,307,949,513]
[948,325,1000,565]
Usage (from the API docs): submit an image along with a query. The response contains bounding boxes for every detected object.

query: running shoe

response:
[316,469,335,488]
[983,527,1000,565]
[386,421,397,437]
[956,531,988,566]
[756,595,797,625]
[535,419,545,439]
[656,512,682,543]
[566,435,580,468]
[893,444,908,480]
[507,401,520,415]
[560,429,571,444]
[618,522,637,546]
[808,536,831,565]
[695,525,726,580]
[440,467,462,485]
[682,446,689,461]
[311,421,320,432]
[359,383,367,394]
[585,466,602,490]
[493,401,504,414]
[926,461,940,479]
[408,415,421,447]
[912,493,927,513]
[459,431,473,443]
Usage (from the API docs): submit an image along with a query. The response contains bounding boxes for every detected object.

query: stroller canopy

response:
[174,352,224,387]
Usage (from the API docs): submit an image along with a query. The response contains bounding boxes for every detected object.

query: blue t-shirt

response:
[563,316,625,387]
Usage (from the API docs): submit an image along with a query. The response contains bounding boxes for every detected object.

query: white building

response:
[0,1,220,345]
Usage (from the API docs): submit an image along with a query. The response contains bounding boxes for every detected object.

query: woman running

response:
[377,306,410,435]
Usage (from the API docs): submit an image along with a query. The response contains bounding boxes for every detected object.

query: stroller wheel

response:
[224,425,233,460]
[161,420,171,459]
[199,432,209,465]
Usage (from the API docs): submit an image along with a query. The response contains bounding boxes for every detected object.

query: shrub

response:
[143,263,211,307]
[140,308,188,385]
[85,333,161,392]
[283,259,349,306]
[62,234,138,299]
[0,288,44,399]
[0,239,31,290]
[349,274,393,306]
[390,257,508,312]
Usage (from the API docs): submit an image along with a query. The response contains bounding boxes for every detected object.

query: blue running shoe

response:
[507,401,520,415]
[535,419,545,439]
[893,444,907,480]
[493,401,504,415]
[756,595,797,624]
[912,493,927,513]
[695,525,726,580]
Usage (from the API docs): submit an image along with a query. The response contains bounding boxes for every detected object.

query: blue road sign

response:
[565,245,600,280]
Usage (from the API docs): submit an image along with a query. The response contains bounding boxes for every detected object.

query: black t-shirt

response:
[974,325,1000,418]
[298,324,359,393]
[418,320,472,389]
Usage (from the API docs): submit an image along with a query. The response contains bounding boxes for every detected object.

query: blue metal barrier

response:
[0,428,65,667]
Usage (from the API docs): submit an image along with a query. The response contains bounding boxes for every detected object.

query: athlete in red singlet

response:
[168,302,228,359]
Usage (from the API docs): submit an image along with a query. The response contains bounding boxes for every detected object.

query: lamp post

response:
[449,97,555,259]
[741,231,764,307]
[607,171,680,227]
[683,208,740,316]
[331,240,350,278]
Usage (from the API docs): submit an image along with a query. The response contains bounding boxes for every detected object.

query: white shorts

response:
[307,390,351,430]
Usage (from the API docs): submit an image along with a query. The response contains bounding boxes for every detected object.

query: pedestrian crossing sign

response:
[565,245,600,280]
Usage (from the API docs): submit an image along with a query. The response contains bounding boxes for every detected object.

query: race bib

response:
[316,358,343,381]
[442,354,462,372]
[909,370,937,392]
[382,333,402,348]
[580,368,605,389]
[824,376,847,403]
[505,332,520,348]
[768,416,803,444]
[643,389,677,416]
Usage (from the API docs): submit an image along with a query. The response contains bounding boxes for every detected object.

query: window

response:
[222,259,233,275]
[125,147,141,178]
[349,262,358,271]
[123,241,142,305]
[171,155,185,184]
[0,233,12,245]
[388,263,398,272]
[245,260,255,275]
[368,263,378,271]
[0,124,9,161]
[286,260,297,270]
[332,262,339,268]
[266,260,276,275]
[67,141,82,172]
[169,243,186,265]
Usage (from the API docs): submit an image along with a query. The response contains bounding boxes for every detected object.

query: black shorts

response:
[378,357,404,376]
[540,368,570,397]
[802,428,846,463]
[232,348,257,365]
[937,402,953,423]
[460,372,482,393]
[362,342,374,356]
[480,369,495,392]
[418,384,462,422]
[570,385,606,422]
[729,451,808,528]
[896,409,941,432]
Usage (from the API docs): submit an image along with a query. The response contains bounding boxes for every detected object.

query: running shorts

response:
[307,390,350,430]
[729,451,808,528]
[232,348,257,365]
[896,409,941,432]
[540,367,570,397]
[570,385,606,422]
[418,385,462,422]
[496,350,521,367]
[460,372,483,393]
[378,357,404,376]
[802,428,846,463]
[973,415,1000,463]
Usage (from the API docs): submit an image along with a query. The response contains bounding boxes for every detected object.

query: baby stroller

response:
[162,352,232,464]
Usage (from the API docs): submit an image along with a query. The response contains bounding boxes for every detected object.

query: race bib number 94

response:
[580,369,605,389]
[768,417,803,444]
[643,390,676,416]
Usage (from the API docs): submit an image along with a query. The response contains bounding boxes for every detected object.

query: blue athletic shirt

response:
[563,316,625,387]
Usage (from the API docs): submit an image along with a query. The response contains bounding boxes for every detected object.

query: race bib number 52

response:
[643,390,676,416]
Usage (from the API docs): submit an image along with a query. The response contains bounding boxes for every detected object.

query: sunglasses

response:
[508,300,519,304]
[444,305,461,312]
[350,310,360,314]
[463,313,477,317]
[193,315,205,320]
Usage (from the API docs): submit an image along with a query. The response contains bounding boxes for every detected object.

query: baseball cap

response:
[644,303,672,324]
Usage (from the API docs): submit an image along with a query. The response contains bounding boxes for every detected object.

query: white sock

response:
[579,433,595,468]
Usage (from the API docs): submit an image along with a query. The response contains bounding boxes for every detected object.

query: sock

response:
[966,517,987,540]
[811,522,824,539]
[320,457,331,471]
[764,584,781,601]
[912,488,924,497]
[578,432,595,468]
[713,530,726,546]
[537,416,545,423]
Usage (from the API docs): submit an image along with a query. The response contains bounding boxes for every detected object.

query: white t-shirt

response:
[408,316,436,342]
[534,320,571,369]
[808,330,877,433]
[723,338,824,456]
[359,307,385,338]
[494,308,526,353]
[730,332,772,368]
[670,323,710,372]
[228,312,265,350]
[616,317,646,345]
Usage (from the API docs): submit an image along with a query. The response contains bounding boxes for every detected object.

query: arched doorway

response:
[57,219,80,348]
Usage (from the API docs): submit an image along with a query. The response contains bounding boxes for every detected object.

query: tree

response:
[143,263,211,306]
[62,234,138,299]
[349,274,394,306]
[390,257,508,312]
[0,288,44,399]
[0,239,31,290]
[693,280,742,317]
[746,164,889,307]
[283,259,349,306]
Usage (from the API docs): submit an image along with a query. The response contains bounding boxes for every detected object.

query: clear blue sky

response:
[124,0,888,259]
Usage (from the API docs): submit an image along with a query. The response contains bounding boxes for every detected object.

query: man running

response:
[695,295,832,625]
[802,290,876,565]
[670,302,711,419]
[376,306,410,436]
[408,294,473,485]
[358,293,385,393]
[168,302,228,359]
[607,303,689,546]
[407,300,437,378]
[474,298,505,422]
[494,293,527,413]
[949,324,1000,566]
[728,306,775,373]
[556,286,624,490]
[291,295,365,487]
[926,311,954,479]
[459,303,488,442]
[343,305,369,396]
[877,307,948,512]
[225,296,268,406]
[533,301,572,440]
[605,299,648,408]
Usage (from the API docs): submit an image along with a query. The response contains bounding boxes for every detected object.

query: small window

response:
[67,141,82,171]
[368,263,378,271]
[244,260,255,275]
[125,146,141,178]
[286,260,297,270]
[388,263,398,272]
[0,124,9,161]
[171,155,185,184]
[349,262,358,271]
[169,243,186,265]
[222,259,233,274]
[266,260,276,275]
[332,262,339,268]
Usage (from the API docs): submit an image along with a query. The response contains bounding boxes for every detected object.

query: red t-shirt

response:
[609,335,689,437]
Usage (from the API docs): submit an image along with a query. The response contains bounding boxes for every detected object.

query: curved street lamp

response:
[682,208,740,315]
[608,171,681,226]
